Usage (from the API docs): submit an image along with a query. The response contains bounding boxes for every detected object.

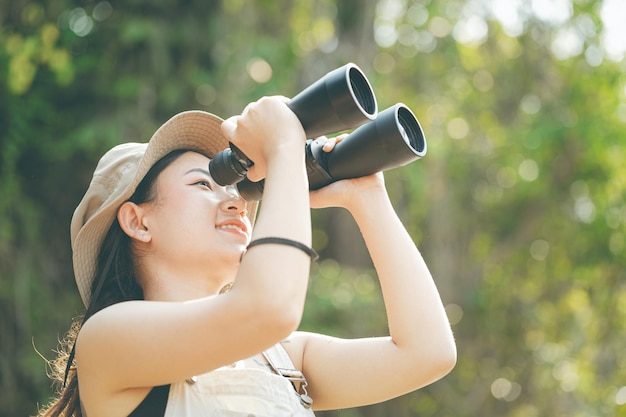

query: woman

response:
[38,96,456,416]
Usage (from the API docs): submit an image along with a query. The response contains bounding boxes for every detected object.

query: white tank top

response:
[163,344,316,416]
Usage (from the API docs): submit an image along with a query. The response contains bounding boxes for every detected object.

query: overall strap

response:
[262,344,313,409]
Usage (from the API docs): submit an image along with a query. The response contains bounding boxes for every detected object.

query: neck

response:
[138,260,237,302]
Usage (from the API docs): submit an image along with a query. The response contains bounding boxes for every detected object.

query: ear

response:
[117,202,152,243]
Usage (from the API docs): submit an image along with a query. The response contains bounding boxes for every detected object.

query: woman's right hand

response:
[221,96,306,182]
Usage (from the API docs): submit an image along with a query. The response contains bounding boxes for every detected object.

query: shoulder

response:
[76,301,145,346]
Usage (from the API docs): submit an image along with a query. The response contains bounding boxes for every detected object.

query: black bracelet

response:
[247,237,319,261]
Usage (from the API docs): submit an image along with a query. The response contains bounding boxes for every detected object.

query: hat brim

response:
[71,111,258,306]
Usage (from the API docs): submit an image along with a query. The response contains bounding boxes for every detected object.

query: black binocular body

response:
[208,63,427,201]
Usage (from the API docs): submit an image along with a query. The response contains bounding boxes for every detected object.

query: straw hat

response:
[70,110,257,306]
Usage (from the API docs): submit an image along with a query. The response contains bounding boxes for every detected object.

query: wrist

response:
[265,144,306,175]
[346,187,391,219]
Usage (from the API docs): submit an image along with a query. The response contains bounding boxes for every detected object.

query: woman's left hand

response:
[308,135,387,213]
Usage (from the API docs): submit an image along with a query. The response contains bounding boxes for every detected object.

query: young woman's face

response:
[140,151,251,271]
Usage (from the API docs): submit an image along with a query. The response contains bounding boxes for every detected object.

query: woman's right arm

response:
[219,95,314,346]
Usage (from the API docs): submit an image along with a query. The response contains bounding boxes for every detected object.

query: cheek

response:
[149,209,208,260]
[153,191,217,238]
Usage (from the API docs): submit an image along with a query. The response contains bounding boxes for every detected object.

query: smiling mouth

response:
[217,224,247,235]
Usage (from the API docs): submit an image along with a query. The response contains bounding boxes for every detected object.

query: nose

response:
[220,186,248,217]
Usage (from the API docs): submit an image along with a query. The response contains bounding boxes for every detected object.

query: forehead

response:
[177,150,211,164]
[165,151,211,173]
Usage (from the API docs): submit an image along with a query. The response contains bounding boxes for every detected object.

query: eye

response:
[193,179,213,190]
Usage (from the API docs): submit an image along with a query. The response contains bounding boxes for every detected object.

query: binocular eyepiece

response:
[208,63,427,201]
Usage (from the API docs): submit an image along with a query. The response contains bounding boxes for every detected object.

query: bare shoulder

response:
[75,300,147,352]
[75,302,154,417]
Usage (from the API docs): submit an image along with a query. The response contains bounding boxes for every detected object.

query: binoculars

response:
[208,63,427,201]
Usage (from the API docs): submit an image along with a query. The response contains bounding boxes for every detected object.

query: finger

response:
[241,100,258,116]
[335,133,348,143]
[246,166,264,183]
[221,117,238,139]
[322,137,337,152]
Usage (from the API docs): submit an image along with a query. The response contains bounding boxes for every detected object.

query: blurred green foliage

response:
[1,0,625,416]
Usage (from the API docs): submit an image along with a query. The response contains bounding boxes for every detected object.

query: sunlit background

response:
[2,0,625,416]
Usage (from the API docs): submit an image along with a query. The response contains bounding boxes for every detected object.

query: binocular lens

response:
[349,67,377,117]
[398,105,426,156]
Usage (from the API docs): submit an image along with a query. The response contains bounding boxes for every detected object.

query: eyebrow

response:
[185,168,212,177]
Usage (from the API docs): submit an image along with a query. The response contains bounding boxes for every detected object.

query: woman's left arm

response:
[287,165,456,411]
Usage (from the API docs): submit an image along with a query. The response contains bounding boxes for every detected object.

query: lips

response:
[216,219,249,236]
